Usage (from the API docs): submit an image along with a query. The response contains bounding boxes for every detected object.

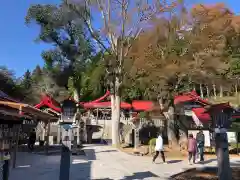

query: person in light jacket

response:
[152,132,166,164]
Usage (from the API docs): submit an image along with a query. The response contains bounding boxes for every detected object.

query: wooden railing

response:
[89,117,165,127]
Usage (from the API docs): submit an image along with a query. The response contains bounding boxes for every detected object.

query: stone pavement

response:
[8,145,240,180]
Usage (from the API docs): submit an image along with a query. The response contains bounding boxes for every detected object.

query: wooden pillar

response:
[76,123,80,145]
[96,108,99,125]
[42,122,46,141]
[57,123,61,144]
[237,132,239,155]
[133,121,140,151]
[12,124,20,168]
[44,121,50,155]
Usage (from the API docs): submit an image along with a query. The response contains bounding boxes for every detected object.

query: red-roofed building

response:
[132,101,154,111]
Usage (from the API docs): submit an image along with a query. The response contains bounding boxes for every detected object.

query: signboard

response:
[184,110,192,116]
[227,132,237,143]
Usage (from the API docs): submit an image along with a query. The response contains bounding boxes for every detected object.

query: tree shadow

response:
[167,160,183,164]
[197,158,217,165]
[83,148,96,161]
[95,150,118,153]
[9,147,95,180]
[93,171,159,180]
[170,166,240,180]
[121,171,159,180]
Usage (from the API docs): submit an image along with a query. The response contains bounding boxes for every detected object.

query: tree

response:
[79,52,106,101]
[20,70,35,103]
[21,70,32,89]
[128,7,193,146]
[26,2,93,103]
[31,65,42,83]
[128,3,240,146]
[66,0,180,146]
[0,66,25,100]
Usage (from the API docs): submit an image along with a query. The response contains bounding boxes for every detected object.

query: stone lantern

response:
[205,103,234,180]
[60,99,78,150]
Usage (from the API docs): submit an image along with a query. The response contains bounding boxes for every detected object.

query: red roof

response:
[204,103,232,113]
[83,101,132,109]
[88,90,110,103]
[132,100,154,111]
[83,101,131,109]
[34,94,61,112]
[174,91,210,105]
[192,108,211,123]
[35,91,111,112]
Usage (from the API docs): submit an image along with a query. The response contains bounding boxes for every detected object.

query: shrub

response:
[149,138,157,146]
[148,138,157,154]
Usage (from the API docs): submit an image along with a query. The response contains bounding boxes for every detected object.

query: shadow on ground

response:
[9,148,95,180]
[197,158,217,165]
[167,160,182,164]
[92,171,159,180]
[95,150,117,153]
[169,160,240,180]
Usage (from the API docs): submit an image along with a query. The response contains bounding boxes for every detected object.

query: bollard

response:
[59,145,70,180]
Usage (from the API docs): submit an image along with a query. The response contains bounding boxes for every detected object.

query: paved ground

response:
[8,145,240,180]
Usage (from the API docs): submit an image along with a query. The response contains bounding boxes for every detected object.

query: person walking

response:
[187,133,197,165]
[152,132,166,164]
[28,129,36,152]
[196,129,205,162]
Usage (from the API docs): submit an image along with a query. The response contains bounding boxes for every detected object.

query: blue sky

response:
[0,0,239,77]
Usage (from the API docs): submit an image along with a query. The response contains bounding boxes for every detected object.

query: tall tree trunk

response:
[235,84,238,96]
[111,94,120,147]
[206,85,210,98]
[163,106,178,148]
[158,97,178,147]
[235,84,239,105]
[219,85,223,98]
[178,115,188,151]
[188,76,192,91]
[200,83,204,98]
[213,83,217,99]
[73,90,82,146]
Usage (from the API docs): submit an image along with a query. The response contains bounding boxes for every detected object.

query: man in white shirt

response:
[152,133,166,164]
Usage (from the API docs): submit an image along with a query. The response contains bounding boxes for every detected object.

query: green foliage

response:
[230,55,240,76]
[148,138,157,153]
[18,1,240,106]
[149,138,157,145]
[26,2,94,101]
[0,67,25,100]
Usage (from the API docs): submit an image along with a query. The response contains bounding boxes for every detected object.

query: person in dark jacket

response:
[28,129,36,152]
[196,130,205,162]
